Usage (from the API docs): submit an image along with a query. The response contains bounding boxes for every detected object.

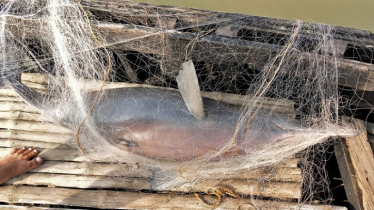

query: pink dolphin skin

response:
[10,74,301,161]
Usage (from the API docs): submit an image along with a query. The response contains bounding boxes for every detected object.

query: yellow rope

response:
[195,186,240,208]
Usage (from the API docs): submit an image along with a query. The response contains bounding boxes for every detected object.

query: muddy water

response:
[136,0,374,32]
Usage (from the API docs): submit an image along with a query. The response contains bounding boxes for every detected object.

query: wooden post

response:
[336,118,374,210]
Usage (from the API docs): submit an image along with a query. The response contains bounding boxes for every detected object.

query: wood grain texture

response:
[0,186,347,210]
[344,118,374,210]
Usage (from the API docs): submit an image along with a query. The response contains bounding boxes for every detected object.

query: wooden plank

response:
[173,179,301,199]
[5,15,374,91]
[10,73,295,113]
[0,130,72,144]
[97,23,374,91]
[0,146,299,167]
[344,118,374,210]
[0,101,39,113]
[0,206,78,210]
[30,160,153,178]
[335,139,363,210]
[4,173,300,198]
[81,0,373,43]
[0,147,299,184]
[0,148,87,162]
[236,167,301,182]
[0,96,22,102]
[0,111,51,122]
[26,160,297,182]
[0,89,19,97]
[0,119,72,134]
[5,173,151,190]
[0,186,348,210]
[0,139,67,149]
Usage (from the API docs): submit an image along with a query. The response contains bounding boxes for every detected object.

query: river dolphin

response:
[8,72,304,161]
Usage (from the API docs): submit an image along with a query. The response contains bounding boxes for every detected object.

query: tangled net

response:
[1,0,372,205]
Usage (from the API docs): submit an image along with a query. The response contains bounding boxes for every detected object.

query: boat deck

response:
[0,75,348,210]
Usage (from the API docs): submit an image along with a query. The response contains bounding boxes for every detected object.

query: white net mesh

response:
[1,0,373,205]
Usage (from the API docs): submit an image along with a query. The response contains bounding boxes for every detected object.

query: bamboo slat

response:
[0,186,347,210]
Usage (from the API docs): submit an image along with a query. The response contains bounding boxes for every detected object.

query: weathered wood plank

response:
[335,139,363,210]
[81,0,373,42]
[0,119,72,134]
[29,160,152,178]
[4,15,374,90]
[97,23,374,91]
[4,172,300,198]
[0,148,87,162]
[0,139,67,149]
[3,73,295,113]
[173,179,301,199]
[0,206,78,210]
[0,148,299,185]
[344,118,374,210]
[5,173,151,190]
[0,186,348,210]
[0,101,39,113]
[0,130,72,144]
[0,147,299,168]
[0,111,51,122]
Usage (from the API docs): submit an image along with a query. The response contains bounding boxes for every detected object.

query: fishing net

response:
[1,0,372,205]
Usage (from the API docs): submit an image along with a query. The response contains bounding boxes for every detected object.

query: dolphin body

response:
[9,73,303,161]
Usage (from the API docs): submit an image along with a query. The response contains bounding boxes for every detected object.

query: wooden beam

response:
[3,15,374,90]
[0,186,348,210]
[335,139,363,210]
[343,118,374,210]
[18,73,295,113]
[81,0,373,43]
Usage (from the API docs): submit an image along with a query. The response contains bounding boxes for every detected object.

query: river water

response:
[135,0,374,32]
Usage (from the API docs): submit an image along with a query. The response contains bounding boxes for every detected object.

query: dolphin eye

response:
[119,139,139,147]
